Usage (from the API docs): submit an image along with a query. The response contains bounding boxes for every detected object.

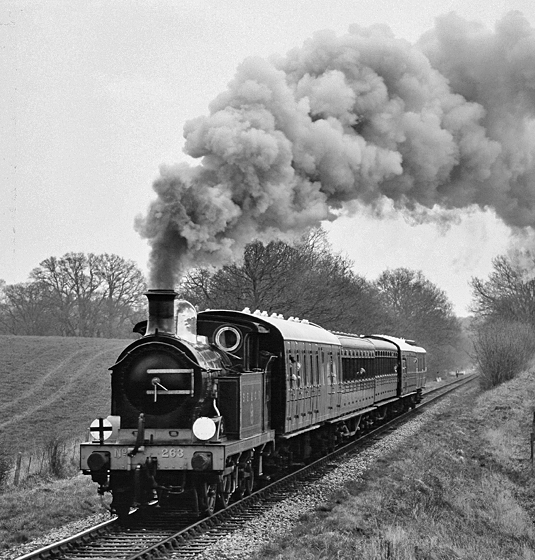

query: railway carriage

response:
[81,290,426,519]
[368,335,427,397]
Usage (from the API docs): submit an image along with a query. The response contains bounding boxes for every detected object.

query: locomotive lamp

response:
[192,416,217,440]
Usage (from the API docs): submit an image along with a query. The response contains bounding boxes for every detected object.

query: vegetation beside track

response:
[0,335,121,552]
[253,370,535,559]
[0,475,107,553]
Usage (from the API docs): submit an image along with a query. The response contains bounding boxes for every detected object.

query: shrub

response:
[44,436,78,479]
[471,319,535,390]
[0,450,11,490]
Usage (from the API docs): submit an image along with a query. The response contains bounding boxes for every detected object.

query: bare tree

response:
[92,254,147,337]
[1,253,147,337]
[0,282,53,335]
[375,268,462,373]
[469,252,535,387]
[180,237,312,312]
[0,279,7,334]
[30,253,102,336]
[180,229,389,333]
[471,253,535,328]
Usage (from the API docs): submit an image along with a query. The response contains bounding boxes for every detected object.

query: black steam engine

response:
[81,289,426,519]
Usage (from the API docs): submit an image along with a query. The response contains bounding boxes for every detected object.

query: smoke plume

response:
[135,11,535,288]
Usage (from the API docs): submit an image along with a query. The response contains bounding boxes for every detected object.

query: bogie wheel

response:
[198,482,217,516]
[235,462,254,499]
[216,474,233,510]
[232,461,255,502]
[244,463,254,495]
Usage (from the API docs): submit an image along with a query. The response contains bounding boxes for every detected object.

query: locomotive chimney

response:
[145,289,177,335]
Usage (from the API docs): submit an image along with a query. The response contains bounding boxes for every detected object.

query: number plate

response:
[161,447,184,458]
[109,446,183,461]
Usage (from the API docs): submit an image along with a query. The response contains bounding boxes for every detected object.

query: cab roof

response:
[198,308,341,346]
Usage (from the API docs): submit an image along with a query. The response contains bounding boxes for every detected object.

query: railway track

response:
[15,374,476,560]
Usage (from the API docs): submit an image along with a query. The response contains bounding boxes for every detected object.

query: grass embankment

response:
[0,335,126,451]
[0,335,125,550]
[253,371,535,559]
[0,475,106,551]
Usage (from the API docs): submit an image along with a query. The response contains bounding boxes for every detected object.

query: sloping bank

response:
[244,371,535,560]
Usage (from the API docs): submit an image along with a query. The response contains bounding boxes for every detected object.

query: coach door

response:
[327,349,339,417]
[301,342,318,425]
[287,341,306,432]
[309,345,320,423]
[401,356,407,393]
[297,341,315,429]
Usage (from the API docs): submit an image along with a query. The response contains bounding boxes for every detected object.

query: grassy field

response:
[0,334,131,551]
[0,335,127,453]
[251,369,535,559]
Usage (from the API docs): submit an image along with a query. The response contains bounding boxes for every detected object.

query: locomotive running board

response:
[279,424,321,440]
[375,395,405,406]
[327,405,378,424]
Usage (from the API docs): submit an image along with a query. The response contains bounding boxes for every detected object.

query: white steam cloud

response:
[135,11,535,288]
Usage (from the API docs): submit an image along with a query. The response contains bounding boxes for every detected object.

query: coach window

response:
[330,354,337,383]
[341,351,347,382]
[296,353,302,386]
[245,333,259,370]
[288,351,296,388]
[304,352,310,386]
[310,352,315,385]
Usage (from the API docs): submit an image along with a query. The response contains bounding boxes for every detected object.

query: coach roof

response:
[368,334,426,354]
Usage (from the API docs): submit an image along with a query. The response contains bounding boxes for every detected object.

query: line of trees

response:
[0,231,470,374]
[180,229,465,374]
[0,253,147,338]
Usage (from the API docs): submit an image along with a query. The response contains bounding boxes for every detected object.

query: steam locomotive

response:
[80,289,426,519]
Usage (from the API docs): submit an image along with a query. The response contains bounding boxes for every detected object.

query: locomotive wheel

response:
[197,482,217,516]
[216,474,233,509]
[111,488,133,525]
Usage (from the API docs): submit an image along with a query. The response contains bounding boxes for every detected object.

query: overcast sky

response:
[2,0,535,316]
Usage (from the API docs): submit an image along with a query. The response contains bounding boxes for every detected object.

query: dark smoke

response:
[135,11,535,288]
